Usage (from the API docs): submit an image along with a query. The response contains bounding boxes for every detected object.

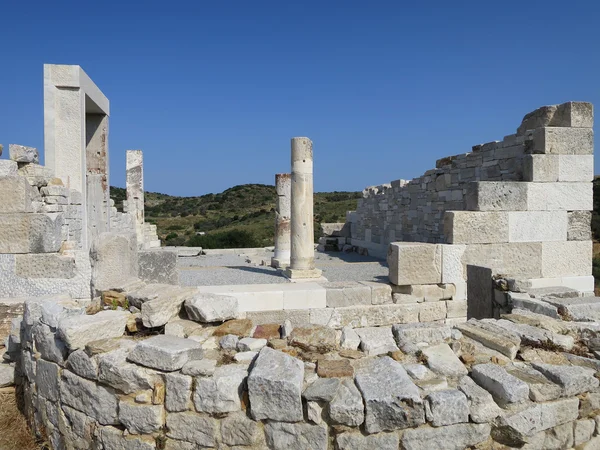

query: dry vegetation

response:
[0,387,43,450]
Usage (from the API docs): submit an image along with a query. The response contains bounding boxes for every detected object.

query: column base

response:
[271,257,290,269]
[283,267,323,280]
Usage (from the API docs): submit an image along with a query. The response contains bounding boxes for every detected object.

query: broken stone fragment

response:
[402,423,491,450]
[247,347,304,422]
[495,397,579,445]
[303,378,341,402]
[456,319,521,359]
[127,335,204,371]
[221,411,261,447]
[531,362,599,396]
[425,389,469,426]
[264,421,328,450]
[237,337,267,352]
[194,365,247,413]
[181,359,216,377]
[118,399,164,434]
[219,334,238,350]
[457,376,502,423]
[340,326,361,350]
[355,326,399,356]
[184,292,239,322]
[9,144,39,164]
[57,310,130,350]
[421,343,468,378]
[328,378,364,427]
[471,363,529,404]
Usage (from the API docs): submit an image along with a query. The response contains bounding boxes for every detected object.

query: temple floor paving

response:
[178,250,389,286]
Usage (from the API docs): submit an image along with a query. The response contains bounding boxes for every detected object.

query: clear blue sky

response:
[1,1,598,196]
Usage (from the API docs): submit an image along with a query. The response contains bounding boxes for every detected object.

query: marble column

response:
[284,138,322,279]
[126,150,144,244]
[271,173,291,268]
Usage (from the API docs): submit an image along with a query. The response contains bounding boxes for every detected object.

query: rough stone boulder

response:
[194,365,247,413]
[248,347,304,422]
[355,356,425,433]
[141,285,198,328]
[184,292,239,323]
[57,310,130,350]
[9,144,39,164]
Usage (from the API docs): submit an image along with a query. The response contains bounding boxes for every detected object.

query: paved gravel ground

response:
[178,250,389,286]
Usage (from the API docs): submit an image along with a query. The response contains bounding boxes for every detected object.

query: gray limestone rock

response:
[425,389,469,426]
[97,343,158,394]
[219,334,239,350]
[307,401,324,425]
[421,343,468,377]
[457,376,502,423]
[36,359,60,401]
[340,326,361,350]
[127,335,204,371]
[60,370,119,425]
[494,318,574,350]
[220,412,261,447]
[181,359,216,377]
[57,310,130,350]
[456,320,521,359]
[392,322,452,345]
[165,372,192,412]
[495,397,579,444]
[329,378,364,427]
[264,421,328,450]
[471,363,529,404]
[140,286,198,328]
[65,349,98,380]
[0,363,15,387]
[9,144,39,164]
[32,322,68,365]
[237,337,267,352]
[355,326,399,356]
[166,412,217,447]
[98,426,157,450]
[303,377,341,402]
[248,347,304,422]
[506,365,562,402]
[336,432,399,450]
[0,160,17,177]
[355,356,425,433]
[184,292,239,322]
[118,400,164,434]
[194,365,247,413]
[404,363,435,381]
[531,362,599,396]
[402,423,491,450]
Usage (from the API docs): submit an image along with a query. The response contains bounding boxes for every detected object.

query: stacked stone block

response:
[352,102,593,261]
[12,292,600,449]
[0,147,91,298]
[353,102,593,293]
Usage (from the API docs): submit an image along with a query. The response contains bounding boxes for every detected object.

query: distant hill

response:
[110,184,360,248]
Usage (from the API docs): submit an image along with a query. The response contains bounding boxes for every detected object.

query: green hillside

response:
[110,184,360,248]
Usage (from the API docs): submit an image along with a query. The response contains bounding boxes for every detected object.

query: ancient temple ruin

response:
[1,65,600,450]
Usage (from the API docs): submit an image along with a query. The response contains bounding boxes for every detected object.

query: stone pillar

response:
[271,173,291,268]
[44,64,110,249]
[284,138,322,279]
[126,150,145,245]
